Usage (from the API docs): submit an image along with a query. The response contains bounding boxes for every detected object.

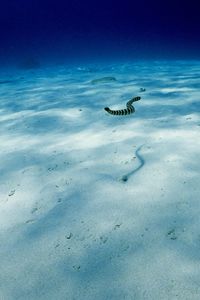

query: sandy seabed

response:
[0,60,200,299]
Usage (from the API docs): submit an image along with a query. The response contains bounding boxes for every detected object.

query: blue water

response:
[1,0,200,67]
[1,2,200,297]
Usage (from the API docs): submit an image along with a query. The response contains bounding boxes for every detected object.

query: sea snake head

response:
[104,107,110,112]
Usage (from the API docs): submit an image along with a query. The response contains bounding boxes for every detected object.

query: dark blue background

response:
[1,0,200,65]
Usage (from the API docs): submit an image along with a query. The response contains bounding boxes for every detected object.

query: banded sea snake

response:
[104,96,141,115]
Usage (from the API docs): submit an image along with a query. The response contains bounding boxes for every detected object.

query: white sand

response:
[0,61,200,299]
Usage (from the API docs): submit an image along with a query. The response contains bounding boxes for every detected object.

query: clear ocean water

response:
[1,1,200,300]
[1,0,200,67]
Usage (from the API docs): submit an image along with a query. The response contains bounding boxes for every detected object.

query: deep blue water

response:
[1,0,200,67]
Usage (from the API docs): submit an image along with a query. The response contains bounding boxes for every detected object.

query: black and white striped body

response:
[104,96,141,116]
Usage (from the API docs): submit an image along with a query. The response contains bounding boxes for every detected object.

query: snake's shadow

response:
[121,144,145,182]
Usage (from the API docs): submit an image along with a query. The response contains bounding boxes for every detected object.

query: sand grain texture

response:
[0,61,200,300]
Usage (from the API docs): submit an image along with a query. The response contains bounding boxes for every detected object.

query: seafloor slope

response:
[0,60,200,299]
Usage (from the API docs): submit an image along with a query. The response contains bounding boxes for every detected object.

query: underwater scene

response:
[0,1,200,300]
